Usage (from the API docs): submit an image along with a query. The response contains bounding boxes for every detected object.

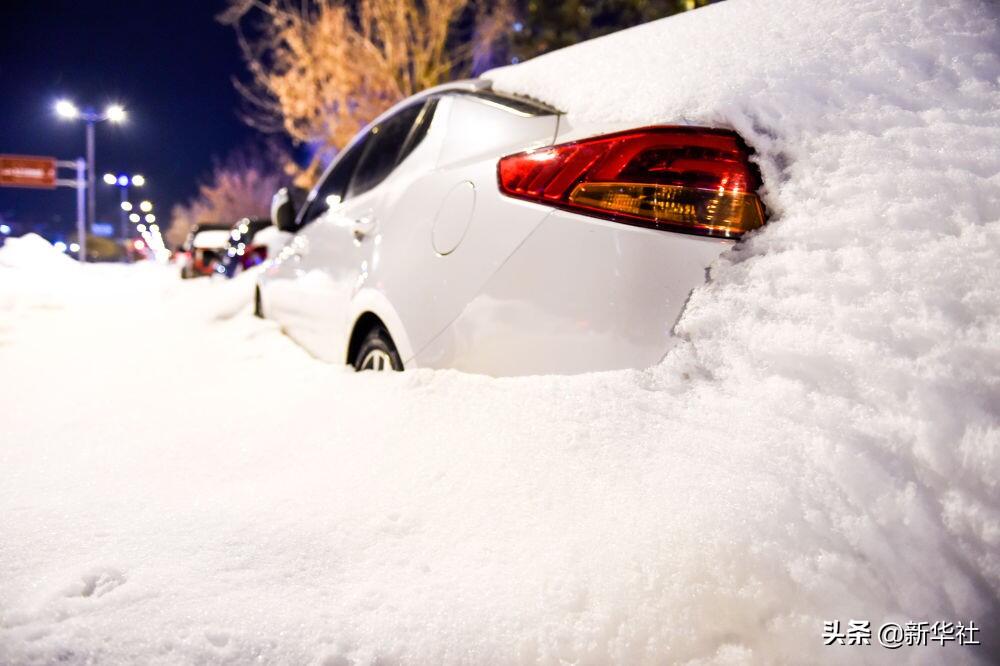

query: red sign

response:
[0,155,57,189]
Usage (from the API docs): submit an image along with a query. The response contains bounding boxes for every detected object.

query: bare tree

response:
[166,141,290,249]
[220,0,512,162]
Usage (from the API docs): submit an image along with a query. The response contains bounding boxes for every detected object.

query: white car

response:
[257,79,766,375]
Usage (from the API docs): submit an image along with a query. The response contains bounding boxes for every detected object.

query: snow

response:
[192,229,232,249]
[2,0,1000,663]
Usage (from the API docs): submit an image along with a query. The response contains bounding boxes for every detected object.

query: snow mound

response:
[0,234,76,271]
[489,0,1000,659]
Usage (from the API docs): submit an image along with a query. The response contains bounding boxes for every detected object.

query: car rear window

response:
[346,102,426,199]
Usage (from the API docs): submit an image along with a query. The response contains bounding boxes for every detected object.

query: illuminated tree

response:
[219,0,512,165]
[166,141,289,249]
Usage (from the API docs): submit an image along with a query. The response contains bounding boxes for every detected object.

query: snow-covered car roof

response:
[191,229,231,249]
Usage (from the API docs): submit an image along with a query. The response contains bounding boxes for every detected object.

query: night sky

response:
[0,1,256,241]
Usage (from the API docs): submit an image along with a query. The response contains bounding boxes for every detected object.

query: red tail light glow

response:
[498,127,765,238]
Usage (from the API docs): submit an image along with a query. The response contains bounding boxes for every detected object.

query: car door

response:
[261,101,430,362]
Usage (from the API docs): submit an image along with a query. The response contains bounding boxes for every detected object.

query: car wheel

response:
[253,286,263,318]
[353,327,403,372]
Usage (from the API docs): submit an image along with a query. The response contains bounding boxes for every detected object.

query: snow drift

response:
[489,0,1000,657]
[2,0,1000,664]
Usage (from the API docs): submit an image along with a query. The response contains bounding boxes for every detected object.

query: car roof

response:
[365,79,560,134]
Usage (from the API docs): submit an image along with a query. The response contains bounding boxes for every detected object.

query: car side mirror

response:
[271,186,306,232]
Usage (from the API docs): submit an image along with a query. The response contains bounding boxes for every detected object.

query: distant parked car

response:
[179,223,232,279]
[215,218,291,278]
[257,79,766,375]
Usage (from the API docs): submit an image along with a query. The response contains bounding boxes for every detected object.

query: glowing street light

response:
[129,213,141,223]
[138,200,152,213]
[105,104,126,124]
[54,99,80,119]
[102,173,117,185]
[53,98,128,262]
[144,213,155,223]
[131,174,145,187]
[120,201,133,212]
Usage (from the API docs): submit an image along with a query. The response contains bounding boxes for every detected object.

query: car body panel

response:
[260,185,382,363]
[412,209,733,375]
[259,89,558,365]
[369,95,558,361]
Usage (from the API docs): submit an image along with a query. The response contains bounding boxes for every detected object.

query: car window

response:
[397,97,438,167]
[298,137,366,226]
[345,101,427,200]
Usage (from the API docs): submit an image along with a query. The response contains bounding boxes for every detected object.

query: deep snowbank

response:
[1,0,999,664]
[488,0,1000,658]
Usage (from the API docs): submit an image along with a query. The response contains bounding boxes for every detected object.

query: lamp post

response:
[54,99,126,261]
[103,172,145,259]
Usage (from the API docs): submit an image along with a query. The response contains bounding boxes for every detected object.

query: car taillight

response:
[498,126,766,238]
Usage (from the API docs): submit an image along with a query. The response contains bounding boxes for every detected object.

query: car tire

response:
[253,286,263,319]
[353,327,403,372]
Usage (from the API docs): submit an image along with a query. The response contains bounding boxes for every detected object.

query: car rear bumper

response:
[412,209,733,375]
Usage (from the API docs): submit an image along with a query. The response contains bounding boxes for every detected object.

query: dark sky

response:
[0,1,256,240]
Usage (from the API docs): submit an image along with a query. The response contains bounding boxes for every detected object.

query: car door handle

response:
[351,217,376,241]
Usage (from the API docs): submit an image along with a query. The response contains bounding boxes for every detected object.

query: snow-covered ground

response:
[2,0,1000,663]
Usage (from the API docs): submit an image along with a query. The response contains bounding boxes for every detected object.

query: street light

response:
[144,213,155,223]
[103,173,147,259]
[139,200,152,213]
[105,104,126,123]
[129,213,141,223]
[53,98,127,262]
[55,100,80,119]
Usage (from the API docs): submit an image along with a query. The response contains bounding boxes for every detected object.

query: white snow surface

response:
[2,0,1000,663]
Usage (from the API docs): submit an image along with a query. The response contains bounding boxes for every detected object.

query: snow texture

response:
[2,0,1000,663]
